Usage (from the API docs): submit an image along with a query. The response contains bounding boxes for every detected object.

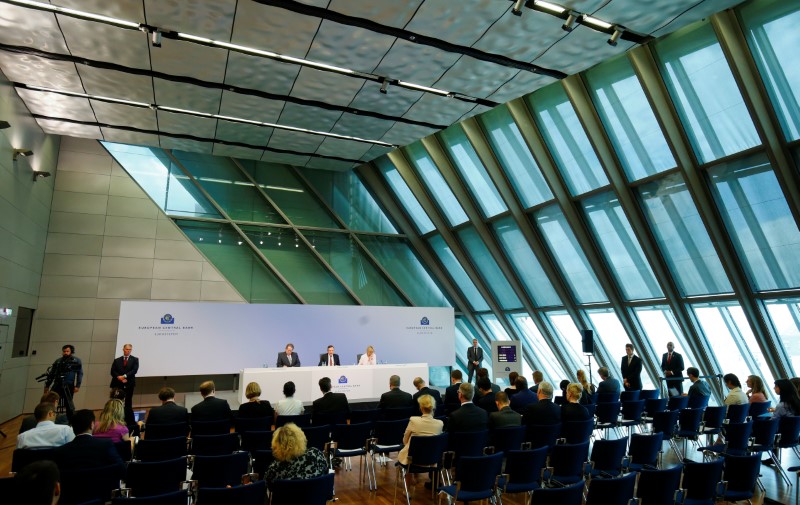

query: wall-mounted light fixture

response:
[511,0,525,16]
[32,170,51,181]
[0,120,10,129]
[13,148,33,160]
[608,26,624,46]
[562,11,578,32]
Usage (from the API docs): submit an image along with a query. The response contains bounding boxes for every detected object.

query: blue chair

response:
[111,490,190,505]
[560,419,594,444]
[589,437,628,478]
[251,449,274,480]
[749,416,780,458]
[240,430,273,453]
[687,395,709,410]
[529,480,584,505]
[748,401,771,418]
[275,414,310,428]
[197,479,267,505]
[639,389,660,400]
[114,440,133,462]
[584,471,637,505]
[372,419,407,465]
[488,425,526,453]
[498,447,548,503]
[725,403,749,424]
[626,431,663,471]
[145,422,189,440]
[772,415,800,485]
[269,472,333,505]
[526,423,561,448]
[394,432,449,505]
[192,452,250,488]
[349,409,380,424]
[135,436,187,462]
[191,432,240,455]
[681,458,724,505]
[332,422,375,490]
[620,390,640,402]
[60,462,125,505]
[697,420,752,459]
[636,464,683,505]
[675,408,704,460]
[651,409,680,458]
[11,448,57,472]
[381,406,414,421]
[546,441,589,486]
[437,452,504,504]
[619,400,645,437]
[190,419,231,436]
[719,453,761,503]
[125,457,188,497]
[667,396,689,411]
[301,424,331,452]
[597,393,619,404]
[700,405,726,444]
[595,402,621,438]
[643,398,668,420]
[312,411,348,426]
[447,430,489,459]
[235,416,271,434]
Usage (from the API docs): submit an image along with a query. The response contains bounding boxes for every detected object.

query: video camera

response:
[36,357,80,384]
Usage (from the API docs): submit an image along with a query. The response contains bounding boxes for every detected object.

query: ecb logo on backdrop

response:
[505,367,511,372]
[338,376,348,384]
[161,314,175,325]
[420,317,430,326]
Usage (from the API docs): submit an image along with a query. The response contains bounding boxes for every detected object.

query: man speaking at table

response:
[277,343,301,367]
[319,345,340,366]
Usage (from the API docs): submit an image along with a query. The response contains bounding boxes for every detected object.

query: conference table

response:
[238,363,428,405]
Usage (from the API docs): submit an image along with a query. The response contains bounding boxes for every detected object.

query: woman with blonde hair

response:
[576,369,594,404]
[746,375,768,403]
[398,394,443,465]
[358,345,377,365]
[238,381,273,418]
[93,399,130,442]
[264,422,328,483]
[561,383,590,421]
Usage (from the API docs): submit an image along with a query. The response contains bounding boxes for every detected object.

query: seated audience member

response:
[771,378,800,418]
[378,375,413,410]
[503,372,519,397]
[398,394,443,465]
[596,367,621,398]
[238,382,274,418]
[489,392,521,429]
[576,369,594,404]
[191,380,233,422]
[264,423,328,483]
[15,460,61,505]
[475,368,500,395]
[358,345,377,365]
[510,376,537,412]
[412,377,442,415]
[746,375,768,403]
[447,383,488,432]
[723,373,748,405]
[530,371,544,393]
[275,381,304,417]
[19,392,69,434]
[17,402,75,449]
[685,367,711,398]
[523,382,560,426]
[561,383,590,422]
[93,399,130,443]
[474,378,498,413]
[444,370,464,413]
[145,387,189,425]
[54,409,123,469]
[312,377,350,419]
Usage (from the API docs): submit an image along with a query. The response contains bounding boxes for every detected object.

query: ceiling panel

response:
[57,16,149,69]
[267,129,325,154]
[405,0,508,46]
[473,10,570,63]
[373,40,460,86]
[651,0,745,37]
[361,145,394,161]
[261,151,311,166]
[153,79,222,114]
[348,85,423,118]
[533,27,636,76]
[38,118,101,138]
[458,104,491,123]
[78,66,155,104]
[304,158,356,171]
[0,53,83,92]
[434,56,520,98]
[328,0,423,27]
[160,137,213,153]
[277,102,343,132]
[487,71,557,104]
[144,0,237,40]
[231,2,319,57]
[156,110,218,138]
[56,0,144,22]
[15,88,95,121]
[101,129,161,146]
[218,90,284,124]
[305,19,395,71]
[330,113,394,141]
[0,6,68,53]
[215,120,273,146]
[290,67,365,106]
[151,39,229,82]
[315,137,372,160]
[380,123,439,147]
[90,101,158,131]
[403,94,477,126]
[212,144,264,161]
[223,52,301,96]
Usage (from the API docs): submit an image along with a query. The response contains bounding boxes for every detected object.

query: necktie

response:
[328,356,332,366]
[667,353,672,364]
[628,357,632,366]
[123,357,128,367]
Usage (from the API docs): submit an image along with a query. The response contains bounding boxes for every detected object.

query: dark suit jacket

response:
[447,403,488,433]
[53,434,123,469]
[522,399,561,426]
[412,387,442,414]
[319,353,340,366]
[661,351,685,393]
[191,396,232,422]
[620,355,643,391]
[109,355,139,389]
[467,346,483,373]
[510,388,538,412]
[276,352,301,367]
[597,378,621,397]
[237,400,273,419]
[530,383,539,394]
[444,383,462,412]
[489,406,522,429]
[146,401,189,425]
[476,391,499,413]
[312,391,350,416]
[379,388,413,409]
[561,402,591,422]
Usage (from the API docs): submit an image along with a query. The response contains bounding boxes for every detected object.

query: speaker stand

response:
[586,353,594,393]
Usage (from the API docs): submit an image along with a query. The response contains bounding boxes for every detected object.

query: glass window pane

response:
[375,157,435,234]
[406,142,468,227]
[455,317,482,376]
[429,234,490,311]
[527,85,609,196]
[638,174,732,296]
[582,192,663,300]
[634,306,701,393]
[587,309,656,389]
[655,22,760,163]
[708,153,800,291]
[457,227,522,310]
[360,235,451,307]
[510,313,567,383]
[492,216,561,307]
[304,170,397,233]
[764,299,800,376]
[741,0,800,141]
[439,125,507,218]
[479,105,553,208]
[535,205,607,304]
[545,311,584,376]
[585,55,676,181]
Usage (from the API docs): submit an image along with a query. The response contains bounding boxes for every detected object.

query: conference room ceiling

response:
[0,0,742,172]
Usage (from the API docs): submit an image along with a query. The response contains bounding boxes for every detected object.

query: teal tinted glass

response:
[638,174,732,296]
[708,153,800,291]
[457,227,522,310]
[582,191,663,300]
[655,22,760,163]
[764,299,800,376]
[479,105,553,208]
[509,313,567,381]
[374,157,435,234]
[359,235,451,308]
[535,205,607,304]
[585,55,676,181]
[439,125,507,218]
[527,85,609,196]
[491,216,561,307]
[429,234,490,311]
[405,142,468,227]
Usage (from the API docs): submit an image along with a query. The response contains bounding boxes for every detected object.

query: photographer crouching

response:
[43,344,83,420]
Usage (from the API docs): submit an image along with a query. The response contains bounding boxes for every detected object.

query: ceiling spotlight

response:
[379,78,389,95]
[13,148,33,160]
[608,26,623,46]
[150,29,162,47]
[32,171,51,181]
[0,120,10,129]
[511,0,525,16]
[562,12,577,32]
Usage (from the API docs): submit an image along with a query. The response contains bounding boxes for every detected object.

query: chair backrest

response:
[191,433,240,456]
[356,353,363,364]
[114,440,133,462]
[725,403,749,424]
[651,410,679,441]
[585,471,637,505]
[269,472,333,505]
[407,432,448,467]
[454,452,504,492]
[349,409,380,424]
[722,453,761,494]
[192,452,250,488]
[720,420,753,454]
[381,406,414,421]
[595,402,621,424]
[235,416,272,434]
[639,389,660,401]
[628,432,663,469]
[275,413,311,428]
[644,398,668,417]
[526,423,562,448]
[197,479,267,505]
[530,480,584,505]
[312,411,348,426]
[302,424,332,451]
[191,419,231,436]
[597,392,618,404]
[504,447,548,485]
[748,401,770,418]
[241,430,274,453]
[135,436,188,462]
[667,396,689,411]
[702,406,726,430]
[251,449,274,479]
[488,425,526,453]
[681,458,724,501]
[111,489,189,505]
[751,416,780,447]
[145,422,189,440]
[776,415,800,448]
[590,437,628,476]
[549,441,590,479]
[584,403,597,418]
[332,422,372,451]
[678,408,704,433]
[447,430,489,458]
[621,400,645,422]
[125,457,187,497]
[620,390,640,402]
[636,464,683,505]
[687,394,710,410]
[560,419,594,444]
[60,462,125,505]
[374,419,408,448]
[11,447,57,473]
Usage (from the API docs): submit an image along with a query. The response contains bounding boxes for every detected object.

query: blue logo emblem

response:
[161,314,175,324]
[338,376,348,384]
[505,367,511,372]
[420,317,430,326]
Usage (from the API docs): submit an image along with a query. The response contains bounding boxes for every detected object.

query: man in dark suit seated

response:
[379,375,413,410]
[510,376,538,412]
[276,343,301,368]
[319,345,340,367]
[530,370,544,394]
[444,370,463,414]
[412,377,442,415]
[191,381,232,422]
[145,387,189,425]
[522,382,560,426]
[489,392,521,429]
[312,377,350,423]
[447,383,488,432]
[596,367,621,399]
[53,409,123,470]
[474,378,498,413]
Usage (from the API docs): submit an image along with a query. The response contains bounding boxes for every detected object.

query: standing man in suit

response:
[110,343,139,427]
[620,343,643,391]
[379,375,413,410]
[412,377,442,415]
[522,382,560,426]
[489,392,521,429]
[191,381,232,422]
[467,339,483,383]
[145,387,189,425]
[319,345,340,366]
[444,370,463,414]
[447,383,488,432]
[312,377,350,423]
[276,343,301,368]
[661,341,685,395]
[53,409,123,470]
